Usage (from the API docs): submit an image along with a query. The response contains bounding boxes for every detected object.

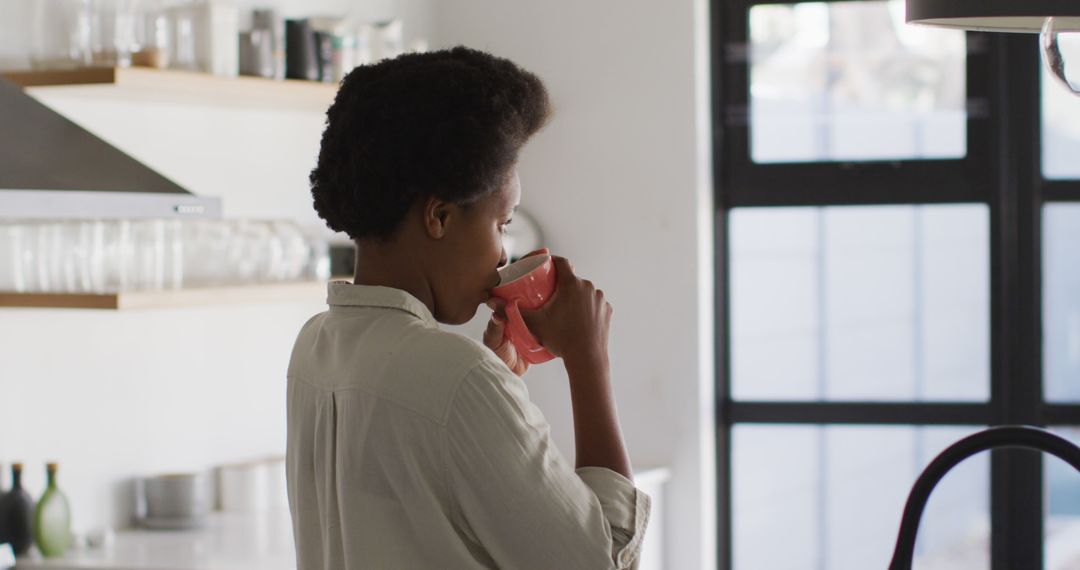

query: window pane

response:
[1046,427,1080,570]
[1044,204,1080,403]
[733,425,989,570]
[1042,33,1080,180]
[749,0,967,164]
[730,205,989,401]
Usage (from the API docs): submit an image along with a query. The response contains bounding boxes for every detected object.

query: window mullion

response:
[987,33,1045,570]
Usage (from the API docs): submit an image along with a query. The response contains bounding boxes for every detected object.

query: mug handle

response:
[504,300,556,364]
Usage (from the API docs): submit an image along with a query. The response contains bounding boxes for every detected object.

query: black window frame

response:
[711,1,1080,569]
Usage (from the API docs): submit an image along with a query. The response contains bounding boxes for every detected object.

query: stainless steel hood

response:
[0,75,221,220]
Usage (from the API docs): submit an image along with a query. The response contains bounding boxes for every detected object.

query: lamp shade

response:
[907,0,1080,32]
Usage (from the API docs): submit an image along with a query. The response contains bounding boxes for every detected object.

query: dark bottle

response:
[0,461,4,544]
[0,463,35,556]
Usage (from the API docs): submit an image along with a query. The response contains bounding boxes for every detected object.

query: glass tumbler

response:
[31,0,93,69]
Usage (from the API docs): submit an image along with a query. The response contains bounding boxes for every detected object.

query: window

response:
[730,205,989,402]
[1042,34,1080,180]
[1047,427,1080,567]
[733,425,989,569]
[748,1,967,163]
[716,0,1080,568]
[1044,204,1080,404]
[1042,58,1080,567]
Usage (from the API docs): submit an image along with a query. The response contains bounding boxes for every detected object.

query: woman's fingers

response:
[483,314,530,376]
[518,255,611,362]
[486,297,508,318]
[483,312,507,349]
[550,255,575,280]
[483,302,530,376]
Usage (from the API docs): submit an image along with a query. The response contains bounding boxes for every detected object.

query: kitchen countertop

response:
[14,509,295,570]
[14,468,670,570]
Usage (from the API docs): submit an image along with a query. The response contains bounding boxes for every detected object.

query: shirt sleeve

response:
[443,358,651,570]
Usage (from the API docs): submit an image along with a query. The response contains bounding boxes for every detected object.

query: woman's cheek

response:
[493,230,505,260]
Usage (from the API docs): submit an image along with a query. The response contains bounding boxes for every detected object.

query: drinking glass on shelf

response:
[91,0,137,67]
[181,219,233,288]
[132,0,170,68]
[297,224,331,281]
[129,219,162,291]
[31,0,93,69]
[57,221,97,293]
[81,220,108,293]
[8,224,28,293]
[0,225,16,292]
[10,223,35,293]
[2,218,334,294]
[29,223,51,293]
[43,222,68,292]
[235,221,257,282]
[163,218,183,290]
[101,220,133,292]
[271,221,311,281]
[166,1,200,71]
[64,222,87,292]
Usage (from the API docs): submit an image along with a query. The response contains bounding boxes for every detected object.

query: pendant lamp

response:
[907,0,1080,32]
[907,0,1080,93]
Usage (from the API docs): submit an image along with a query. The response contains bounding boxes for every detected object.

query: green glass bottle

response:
[33,463,71,558]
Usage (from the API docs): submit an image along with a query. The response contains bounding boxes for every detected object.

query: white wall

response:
[0,0,434,536]
[0,301,326,532]
[435,2,717,569]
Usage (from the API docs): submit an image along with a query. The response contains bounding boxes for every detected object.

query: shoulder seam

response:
[439,358,494,426]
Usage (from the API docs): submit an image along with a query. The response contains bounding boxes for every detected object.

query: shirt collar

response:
[327,281,438,326]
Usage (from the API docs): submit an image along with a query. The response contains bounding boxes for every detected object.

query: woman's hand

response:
[518,256,612,368]
[482,248,549,377]
[483,298,530,376]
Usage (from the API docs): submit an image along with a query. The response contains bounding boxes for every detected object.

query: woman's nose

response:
[498,248,509,268]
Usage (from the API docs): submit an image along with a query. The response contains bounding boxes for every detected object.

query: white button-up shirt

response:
[286,282,650,570]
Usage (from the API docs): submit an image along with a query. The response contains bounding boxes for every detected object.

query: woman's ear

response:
[423,195,452,239]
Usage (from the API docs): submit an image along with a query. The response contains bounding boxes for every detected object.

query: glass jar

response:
[90,0,138,67]
[31,0,93,69]
[132,0,170,68]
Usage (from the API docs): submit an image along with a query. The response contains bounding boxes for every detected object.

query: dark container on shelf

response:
[0,463,35,557]
[284,19,319,81]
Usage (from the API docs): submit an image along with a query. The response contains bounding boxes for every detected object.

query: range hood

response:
[0,75,221,220]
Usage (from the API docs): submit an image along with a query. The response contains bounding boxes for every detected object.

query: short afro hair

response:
[310,46,552,241]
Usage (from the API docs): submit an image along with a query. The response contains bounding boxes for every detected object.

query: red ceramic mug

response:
[490,253,558,365]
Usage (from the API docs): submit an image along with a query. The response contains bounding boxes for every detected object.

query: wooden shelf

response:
[0,280,336,310]
[1,67,338,113]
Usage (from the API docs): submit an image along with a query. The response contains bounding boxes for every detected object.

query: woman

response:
[286,46,650,570]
